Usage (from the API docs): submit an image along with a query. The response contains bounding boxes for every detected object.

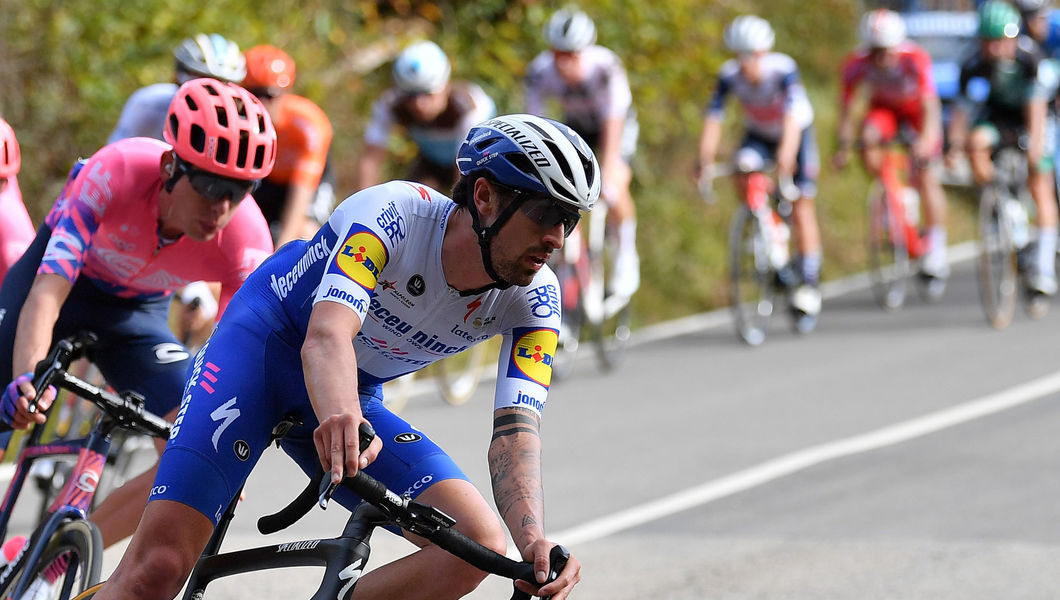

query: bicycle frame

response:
[877,147,926,260]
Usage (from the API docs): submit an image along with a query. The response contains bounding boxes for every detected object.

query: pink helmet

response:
[0,118,21,179]
[164,78,276,180]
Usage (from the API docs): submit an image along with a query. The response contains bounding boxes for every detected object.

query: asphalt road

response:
[9,245,1060,599]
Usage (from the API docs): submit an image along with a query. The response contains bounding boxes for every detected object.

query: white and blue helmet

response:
[457,114,600,212]
[544,8,597,52]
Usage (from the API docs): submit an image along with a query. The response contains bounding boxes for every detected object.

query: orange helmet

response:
[164,78,276,180]
[243,45,296,97]
[0,118,20,179]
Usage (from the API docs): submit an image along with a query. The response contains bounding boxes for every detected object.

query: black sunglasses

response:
[176,160,260,203]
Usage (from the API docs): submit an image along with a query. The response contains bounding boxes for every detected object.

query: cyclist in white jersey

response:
[524,8,641,300]
[357,40,496,192]
[94,114,596,600]
[697,15,824,320]
[108,34,245,143]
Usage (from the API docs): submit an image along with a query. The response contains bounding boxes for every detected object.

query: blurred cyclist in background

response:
[834,8,949,297]
[0,79,275,548]
[525,7,641,301]
[947,0,1059,297]
[1016,0,1060,56]
[697,15,824,326]
[356,40,496,193]
[109,34,246,143]
[0,118,34,284]
[243,44,334,246]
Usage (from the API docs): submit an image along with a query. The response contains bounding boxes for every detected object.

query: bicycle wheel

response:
[867,181,910,311]
[435,343,490,406]
[976,186,1018,328]
[729,207,774,346]
[591,241,633,370]
[0,520,103,600]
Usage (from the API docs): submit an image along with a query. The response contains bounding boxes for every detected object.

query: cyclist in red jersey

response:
[834,9,950,289]
[0,118,34,285]
[243,44,334,247]
[0,79,276,548]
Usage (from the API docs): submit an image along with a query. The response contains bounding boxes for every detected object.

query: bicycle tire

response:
[867,181,910,311]
[728,206,774,346]
[435,343,490,406]
[592,302,632,370]
[0,519,103,600]
[976,185,1018,329]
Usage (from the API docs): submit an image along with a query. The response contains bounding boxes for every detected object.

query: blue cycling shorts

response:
[151,299,468,526]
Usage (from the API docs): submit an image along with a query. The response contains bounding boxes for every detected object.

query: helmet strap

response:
[463,186,527,293]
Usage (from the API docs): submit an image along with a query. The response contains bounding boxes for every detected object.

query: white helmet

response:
[723,15,775,54]
[458,114,600,212]
[858,9,907,49]
[1015,0,1050,14]
[174,33,246,83]
[544,8,597,52]
[392,40,451,95]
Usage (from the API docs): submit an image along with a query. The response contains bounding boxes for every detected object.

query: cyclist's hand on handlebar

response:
[313,414,382,484]
[1,372,55,429]
[515,539,581,599]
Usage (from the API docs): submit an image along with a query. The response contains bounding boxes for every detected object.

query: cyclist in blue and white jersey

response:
[356,40,496,193]
[524,8,641,301]
[108,34,246,143]
[696,15,824,322]
[94,114,595,600]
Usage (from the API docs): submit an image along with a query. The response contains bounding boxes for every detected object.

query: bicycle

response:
[865,141,945,311]
[0,333,171,600]
[976,140,1047,328]
[701,161,812,346]
[549,197,633,379]
[72,420,569,600]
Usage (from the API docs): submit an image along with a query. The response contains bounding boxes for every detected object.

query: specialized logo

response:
[278,540,321,552]
[406,274,426,296]
[507,327,558,388]
[394,432,422,444]
[405,182,432,202]
[464,297,483,323]
[153,343,190,365]
[338,557,367,599]
[334,228,388,291]
[233,440,251,461]
[210,397,241,452]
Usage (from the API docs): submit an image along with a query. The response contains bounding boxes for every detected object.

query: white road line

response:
[551,366,1060,547]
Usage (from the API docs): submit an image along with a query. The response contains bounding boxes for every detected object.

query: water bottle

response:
[1006,199,1030,249]
[902,187,920,227]
[768,211,790,271]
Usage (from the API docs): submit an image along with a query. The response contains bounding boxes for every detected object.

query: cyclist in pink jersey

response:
[834,9,950,289]
[0,78,276,548]
[0,118,34,285]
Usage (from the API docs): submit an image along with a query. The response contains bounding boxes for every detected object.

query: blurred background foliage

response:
[0,0,977,324]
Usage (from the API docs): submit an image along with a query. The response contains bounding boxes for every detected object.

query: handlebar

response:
[28,333,171,439]
[698,161,800,204]
[258,422,569,599]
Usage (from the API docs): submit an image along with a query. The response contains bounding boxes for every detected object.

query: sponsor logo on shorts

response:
[233,440,251,461]
[403,474,434,497]
[210,397,241,452]
[506,327,558,388]
[394,432,422,443]
[153,342,190,365]
[334,229,388,291]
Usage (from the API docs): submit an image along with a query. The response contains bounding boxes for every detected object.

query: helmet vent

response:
[216,137,231,164]
[232,96,248,120]
[214,106,229,128]
[190,124,206,153]
[549,177,579,204]
[474,137,501,152]
[254,145,267,170]
[235,131,249,168]
[503,151,537,177]
[525,121,552,140]
[542,139,573,182]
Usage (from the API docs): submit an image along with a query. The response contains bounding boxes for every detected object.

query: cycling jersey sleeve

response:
[38,151,121,283]
[492,274,561,418]
[281,96,333,190]
[706,70,732,121]
[839,53,862,109]
[911,46,938,101]
[312,187,408,326]
[602,51,634,121]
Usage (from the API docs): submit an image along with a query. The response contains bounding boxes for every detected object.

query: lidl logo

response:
[335,230,388,290]
[507,327,558,388]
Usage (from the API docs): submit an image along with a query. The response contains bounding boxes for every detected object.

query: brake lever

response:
[317,421,376,509]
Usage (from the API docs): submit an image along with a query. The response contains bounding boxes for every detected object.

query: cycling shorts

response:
[0,224,191,447]
[735,126,821,199]
[971,116,1057,173]
[862,105,942,157]
[151,300,468,527]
